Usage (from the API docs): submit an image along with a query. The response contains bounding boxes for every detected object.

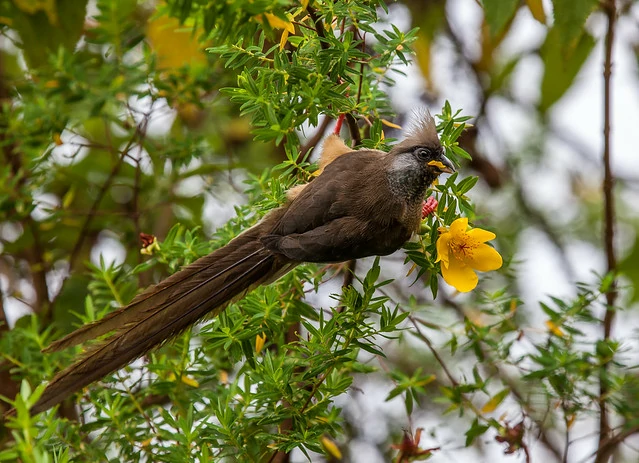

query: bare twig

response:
[25,218,50,314]
[596,424,639,461]
[407,315,459,388]
[66,117,149,273]
[345,113,361,145]
[300,115,333,157]
[356,30,366,106]
[596,1,618,461]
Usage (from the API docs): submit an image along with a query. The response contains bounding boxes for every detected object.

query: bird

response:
[29,113,454,415]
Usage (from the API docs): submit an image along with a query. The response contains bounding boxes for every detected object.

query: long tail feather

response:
[31,239,290,415]
[44,247,264,353]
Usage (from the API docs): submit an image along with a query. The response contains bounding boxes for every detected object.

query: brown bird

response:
[30,113,453,415]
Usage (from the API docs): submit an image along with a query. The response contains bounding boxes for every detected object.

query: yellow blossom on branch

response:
[435,217,502,292]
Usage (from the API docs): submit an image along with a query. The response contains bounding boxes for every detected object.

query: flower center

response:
[449,234,479,261]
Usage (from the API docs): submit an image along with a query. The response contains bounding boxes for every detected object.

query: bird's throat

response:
[386,154,433,203]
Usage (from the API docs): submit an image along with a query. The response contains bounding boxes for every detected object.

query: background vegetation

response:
[0,0,637,462]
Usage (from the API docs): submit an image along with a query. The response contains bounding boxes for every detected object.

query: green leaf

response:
[0,449,19,461]
[405,390,414,415]
[353,340,385,357]
[482,0,520,36]
[456,176,479,195]
[465,418,490,446]
[8,0,89,68]
[363,257,381,291]
[552,0,597,47]
[539,27,595,112]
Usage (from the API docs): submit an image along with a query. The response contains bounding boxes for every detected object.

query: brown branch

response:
[25,218,50,314]
[0,50,50,316]
[67,135,132,272]
[132,153,143,244]
[596,424,639,461]
[306,6,330,51]
[408,315,459,388]
[345,113,361,146]
[596,1,618,461]
[3,150,51,315]
[0,48,22,421]
[49,114,151,327]
[300,115,332,157]
[443,14,573,283]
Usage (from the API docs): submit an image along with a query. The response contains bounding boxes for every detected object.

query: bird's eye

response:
[414,147,431,160]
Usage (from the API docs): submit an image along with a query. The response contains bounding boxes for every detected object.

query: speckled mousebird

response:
[29,113,454,415]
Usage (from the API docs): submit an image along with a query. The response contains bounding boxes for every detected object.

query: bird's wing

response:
[273,150,384,236]
[263,150,412,262]
[262,214,407,263]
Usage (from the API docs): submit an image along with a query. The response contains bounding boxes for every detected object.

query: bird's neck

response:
[386,153,433,203]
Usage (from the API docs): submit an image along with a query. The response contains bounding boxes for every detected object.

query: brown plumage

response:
[29,113,453,415]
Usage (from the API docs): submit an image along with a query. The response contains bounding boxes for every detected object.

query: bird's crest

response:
[391,110,440,154]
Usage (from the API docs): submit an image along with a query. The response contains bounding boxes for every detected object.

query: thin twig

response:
[596,424,639,461]
[596,1,617,462]
[300,115,332,157]
[356,30,366,106]
[66,117,148,273]
[25,218,50,314]
[407,315,458,387]
[345,113,361,146]
[563,412,570,463]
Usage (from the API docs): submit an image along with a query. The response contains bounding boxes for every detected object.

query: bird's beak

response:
[428,157,455,174]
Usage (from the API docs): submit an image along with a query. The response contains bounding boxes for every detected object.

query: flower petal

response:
[449,217,468,236]
[466,243,503,271]
[441,255,478,292]
[467,227,496,243]
[435,232,451,265]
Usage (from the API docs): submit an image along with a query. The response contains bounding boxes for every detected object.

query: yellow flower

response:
[435,217,502,292]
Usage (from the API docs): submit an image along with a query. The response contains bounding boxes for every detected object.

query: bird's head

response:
[387,112,455,200]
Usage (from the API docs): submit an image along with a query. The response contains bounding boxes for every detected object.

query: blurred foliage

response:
[0,0,637,462]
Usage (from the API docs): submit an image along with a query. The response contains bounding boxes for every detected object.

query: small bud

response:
[255,333,266,353]
[140,233,160,255]
[422,197,438,219]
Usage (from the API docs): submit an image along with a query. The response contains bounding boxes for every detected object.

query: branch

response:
[67,128,138,272]
[408,315,459,388]
[300,115,333,157]
[596,424,639,461]
[25,218,50,314]
[306,6,330,51]
[345,113,361,146]
[49,113,151,325]
[596,1,618,461]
